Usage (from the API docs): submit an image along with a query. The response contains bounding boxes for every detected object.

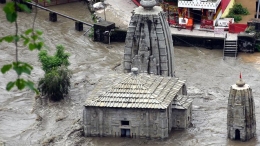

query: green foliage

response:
[5,78,38,93]
[0,35,14,42]
[1,1,43,94]
[3,1,32,23]
[226,3,249,22]
[38,45,70,72]
[17,3,31,13]
[226,13,242,22]
[245,26,255,33]
[91,14,97,23]
[1,0,67,96]
[38,46,71,101]
[1,27,44,93]
[88,27,94,38]
[1,61,38,93]
[38,66,71,101]
[230,3,249,15]
[3,2,17,23]
[21,29,44,50]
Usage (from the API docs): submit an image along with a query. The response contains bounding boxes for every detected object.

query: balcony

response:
[178,0,221,11]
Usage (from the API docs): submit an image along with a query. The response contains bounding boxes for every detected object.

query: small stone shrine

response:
[227,74,256,141]
[124,0,175,77]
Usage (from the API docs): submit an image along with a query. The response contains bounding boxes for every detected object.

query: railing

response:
[223,33,227,60]
[35,0,78,7]
[178,0,221,10]
[26,1,93,27]
[235,40,237,59]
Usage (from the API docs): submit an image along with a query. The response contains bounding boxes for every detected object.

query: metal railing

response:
[26,1,93,27]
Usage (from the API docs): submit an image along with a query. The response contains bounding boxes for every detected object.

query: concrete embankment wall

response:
[172,35,224,49]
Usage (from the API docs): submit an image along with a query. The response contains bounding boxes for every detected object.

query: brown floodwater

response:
[1,2,260,146]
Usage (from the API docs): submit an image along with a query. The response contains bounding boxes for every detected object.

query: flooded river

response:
[1,2,260,146]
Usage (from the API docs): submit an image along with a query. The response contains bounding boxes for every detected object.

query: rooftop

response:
[178,0,221,10]
[172,95,192,109]
[85,73,186,109]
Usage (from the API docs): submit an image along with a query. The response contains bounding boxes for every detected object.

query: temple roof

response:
[172,95,192,110]
[85,73,186,109]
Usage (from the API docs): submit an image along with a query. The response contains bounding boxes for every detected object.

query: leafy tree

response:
[38,45,70,72]
[1,0,71,101]
[38,45,71,101]
[38,66,71,101]
[1,0,43,93]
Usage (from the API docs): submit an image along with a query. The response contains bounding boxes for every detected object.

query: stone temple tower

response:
[227,74,256,141]
[124,0,175,77]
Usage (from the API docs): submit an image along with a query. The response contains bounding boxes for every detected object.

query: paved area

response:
[170,26,238,41]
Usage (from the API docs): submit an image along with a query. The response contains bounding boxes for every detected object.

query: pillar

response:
[49,12,57,22]
[75,21,83,31]
[0,0,6,4]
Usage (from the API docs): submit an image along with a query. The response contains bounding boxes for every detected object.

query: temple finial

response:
[236,72,245,87]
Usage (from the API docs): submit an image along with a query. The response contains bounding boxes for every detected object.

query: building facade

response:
[227,77,256,141]
[83,71,192,139]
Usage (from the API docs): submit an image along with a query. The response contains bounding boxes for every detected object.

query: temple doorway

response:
[235,129,240,140]
[121,129,130,137]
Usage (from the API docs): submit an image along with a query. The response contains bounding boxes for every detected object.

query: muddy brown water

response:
[1,2,260,146]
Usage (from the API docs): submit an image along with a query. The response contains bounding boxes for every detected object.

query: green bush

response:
[88,27,94,38]
[38,45,71,101]
[230,4,249,15]
[38,45,70,72]
[226,3,248,22]
[226,13,242,22]
[245,26,255,33]
[38,66,71,101]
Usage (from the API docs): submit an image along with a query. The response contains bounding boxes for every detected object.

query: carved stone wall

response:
[124,6,175,77]
[83,107,169,139]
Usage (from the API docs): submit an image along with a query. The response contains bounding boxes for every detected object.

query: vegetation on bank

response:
[226,3,249,22]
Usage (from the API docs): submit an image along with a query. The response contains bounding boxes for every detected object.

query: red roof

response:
[221,0,231,12]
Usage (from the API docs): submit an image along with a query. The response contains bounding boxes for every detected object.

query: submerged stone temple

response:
[124,0,175,77]
[227,75,256,141]
[83,0,193,139]
[83,68,192,139]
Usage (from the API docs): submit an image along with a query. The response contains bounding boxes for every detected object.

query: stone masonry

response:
[83,71,192,139]
[227,76,256,141]
[124,0,175,77]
